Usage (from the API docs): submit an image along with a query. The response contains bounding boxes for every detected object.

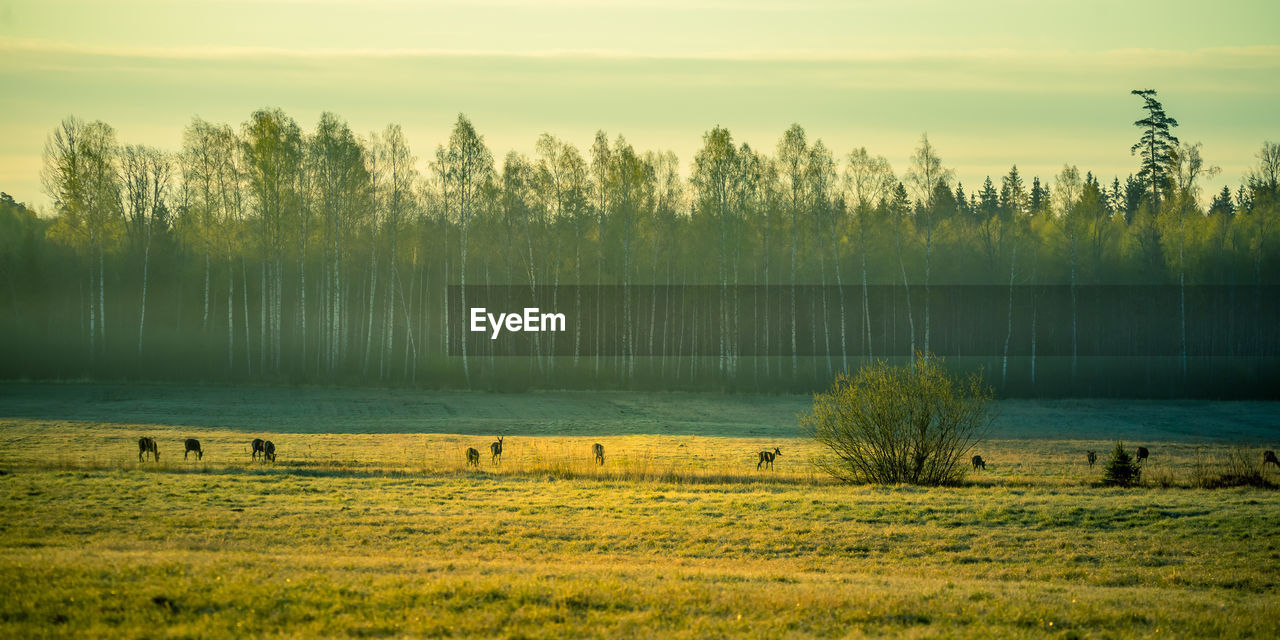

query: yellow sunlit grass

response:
[2,419,1277,637]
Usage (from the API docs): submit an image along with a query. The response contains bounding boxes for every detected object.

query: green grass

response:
[1,416,1278,638]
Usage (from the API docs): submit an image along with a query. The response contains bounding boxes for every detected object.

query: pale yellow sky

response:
[2,0,1278,208]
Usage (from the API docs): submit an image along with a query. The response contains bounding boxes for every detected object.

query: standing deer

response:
[971,455,986,470]
[263,441,276,463]
[138,437,159,462]
[466,447,480,467]
[1264,450,1279,469]
[593,443,605,465]
[1136,446,1150,464]
[1087,450,1097,469]
[490,436,504,463]
[757,447,780,470]
[184,439,203,461]
[251,438,266,460]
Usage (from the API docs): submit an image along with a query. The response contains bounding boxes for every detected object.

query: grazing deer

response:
[490,436,504,463]
[1264,450,1279,469]
[593,443,605,465]
[263,441,276,463]
[251,438,266,460]
[138,437,159,462]
[184,439,203,461]
[971,455,986,470]
[1136,446,1150,464]
[757,447,780,470]
[466,447,480,467]
[1087,450,1097,469]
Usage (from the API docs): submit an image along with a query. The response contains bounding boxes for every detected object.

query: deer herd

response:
[136,436,276,464]
[130,434,788,472]
[130,436,1280,477]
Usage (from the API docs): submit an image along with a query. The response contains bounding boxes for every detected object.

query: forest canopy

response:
[3,93,1279,396]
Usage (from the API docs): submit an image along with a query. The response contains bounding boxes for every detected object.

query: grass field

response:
[1,385,1279,638]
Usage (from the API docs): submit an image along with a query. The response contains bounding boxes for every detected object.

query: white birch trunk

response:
[99,246,106,351]
[860,220,873,363]
[364,239,378,376]
[203,252,210,330]
[895,218,916,357]
[137,234,150,355]
[1069,233,1078,381]
[228,254,235,370]
[830,217,847,373]
[260,261,267,373]
[924,227,931,358]
[242,257,251,375]
[790,208,798,378]
[1001,237,1018,387]
[818,214,832,377]
[275,258,282,371]
[88,239,96,356]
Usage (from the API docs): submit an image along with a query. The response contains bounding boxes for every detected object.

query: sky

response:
[2,0,1278,210]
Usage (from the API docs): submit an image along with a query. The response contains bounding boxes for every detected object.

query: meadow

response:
[1,386,1278,638]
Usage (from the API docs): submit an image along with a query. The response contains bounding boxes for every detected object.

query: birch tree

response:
[1000,166,1028,387]
[442,115,493,385]
[376,124,418,380]
[1169,142,1219,377]
[807,140,840,375]
[844,148,894,362]
[44,117,122,358]
[693,127,738,377]
[243,108,303,373]
[777,124,807,377]
[119,145,171,355]
[905,134,953,358]
[1053,164,1083,380]
[590,132,611,376]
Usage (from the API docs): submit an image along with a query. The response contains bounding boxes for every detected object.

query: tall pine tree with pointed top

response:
[1130,89,1179,211]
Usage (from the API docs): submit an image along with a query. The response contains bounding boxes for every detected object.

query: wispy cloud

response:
[4,36,1279,67]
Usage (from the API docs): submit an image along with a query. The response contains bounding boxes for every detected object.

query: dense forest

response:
[2,90,1278,396]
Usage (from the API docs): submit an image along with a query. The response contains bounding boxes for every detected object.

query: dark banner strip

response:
[445,285,1280,357]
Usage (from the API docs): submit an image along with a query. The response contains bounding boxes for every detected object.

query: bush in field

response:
[1103,442,1141,487]
[799,353,992,486]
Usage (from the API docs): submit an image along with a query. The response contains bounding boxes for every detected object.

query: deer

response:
[1264,450,1279,469]
[971,455,986,470]
[593,443,605,465]
[263,441,276,463]
[757,447,780,470]
[466,447,480,467]
[1136,446,1150,464]
[251,438,266,461]
[138,437,159,462]
[490,436,504,463]
[1087,450,1097,469]
[184,439,203,461]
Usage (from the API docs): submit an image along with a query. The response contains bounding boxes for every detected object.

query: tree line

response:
[2,90,1278,396]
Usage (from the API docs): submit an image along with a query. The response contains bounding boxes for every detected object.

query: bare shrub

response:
[1190,447,1213,488]
[1193,446,1274,489]
[799,353,993,486]
[1145,467,1176,489]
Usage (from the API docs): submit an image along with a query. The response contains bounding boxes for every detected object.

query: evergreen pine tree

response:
[1103,442,1141,487]
[1130,89,1180,211]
